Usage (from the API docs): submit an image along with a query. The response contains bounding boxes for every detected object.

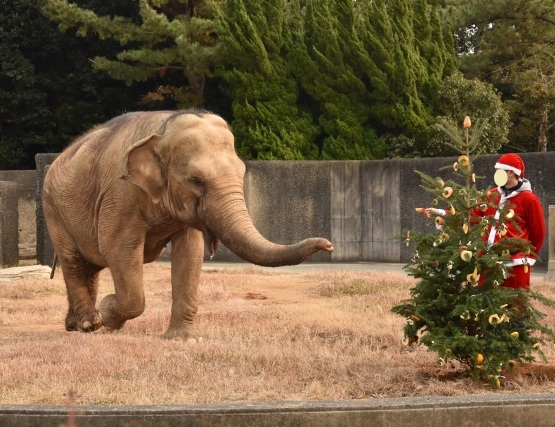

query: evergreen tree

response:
[443,0,555,152]
[0,0,145,169]
[288,0,385,160]
[43,0,220,107]
[214,0,319,159]
[426,72,510,157]
[392,117,555,387]
[413,0,457,104]
[0,0,51,168]
[358,0,456,156]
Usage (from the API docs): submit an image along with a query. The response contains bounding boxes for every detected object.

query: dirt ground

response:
[2,263,555,405]
[0,266,323,343]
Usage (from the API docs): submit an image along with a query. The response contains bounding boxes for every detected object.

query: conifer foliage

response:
[43,0,219,107]
[392,117,555,387]
[214,0,319,160]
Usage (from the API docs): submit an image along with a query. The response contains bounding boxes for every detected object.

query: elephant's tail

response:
[50,253,58,279]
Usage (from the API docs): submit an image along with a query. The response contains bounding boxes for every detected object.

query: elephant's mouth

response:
[202,226,219,258]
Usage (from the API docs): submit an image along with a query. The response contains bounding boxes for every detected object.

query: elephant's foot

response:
[97,294,128,331]
[65,307,102,332]
[163,325,200,342]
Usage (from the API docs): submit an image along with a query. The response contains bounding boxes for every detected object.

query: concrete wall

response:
[35,152,555,268]
[36,154,58,267]
[0,170,37,260]
[0,182,18,268]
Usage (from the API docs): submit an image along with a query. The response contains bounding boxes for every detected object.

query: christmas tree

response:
[392,116,555,388]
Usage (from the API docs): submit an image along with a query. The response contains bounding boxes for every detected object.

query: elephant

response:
[43,109,334,339]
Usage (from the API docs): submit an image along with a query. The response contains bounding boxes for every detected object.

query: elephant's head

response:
[124,111,333,266]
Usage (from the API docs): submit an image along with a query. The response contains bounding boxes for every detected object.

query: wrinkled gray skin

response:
[43,110,334,339]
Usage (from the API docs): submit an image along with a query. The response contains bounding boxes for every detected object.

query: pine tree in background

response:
[215,0,319,160]
[426,72,510,157]
[358,0,456,156]
[392,117,555,387]
[43,0,219,107]
[443,0,555,152]
[287,0,385,160]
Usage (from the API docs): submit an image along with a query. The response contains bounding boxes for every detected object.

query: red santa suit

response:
[480,154,546,289]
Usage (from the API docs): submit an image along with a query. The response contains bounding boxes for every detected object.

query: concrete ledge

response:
[2,394,555,426]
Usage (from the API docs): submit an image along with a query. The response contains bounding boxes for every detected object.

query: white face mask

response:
[494,169,508,187]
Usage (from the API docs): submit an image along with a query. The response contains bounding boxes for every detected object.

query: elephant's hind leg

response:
[60,257,103,332]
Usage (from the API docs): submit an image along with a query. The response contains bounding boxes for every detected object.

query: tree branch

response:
[536,15,555,26]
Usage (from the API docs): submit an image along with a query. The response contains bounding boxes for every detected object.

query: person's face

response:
[494,169,518,187]
[494,169,508,186]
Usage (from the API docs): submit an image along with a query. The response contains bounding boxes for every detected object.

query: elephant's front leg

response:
[97,244,146,331]
[164,227,204,340]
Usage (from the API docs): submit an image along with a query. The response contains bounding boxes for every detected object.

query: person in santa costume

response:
[423,153,545,289]
[478,153,546,289]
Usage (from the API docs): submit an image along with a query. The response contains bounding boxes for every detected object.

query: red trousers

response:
[478,264,530,290]
[502,265,530,290]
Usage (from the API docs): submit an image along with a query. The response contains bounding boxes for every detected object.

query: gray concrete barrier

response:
[35,154,58,267]
[0,181,19,268]
[2,394,555,426]
[35,152,555,267]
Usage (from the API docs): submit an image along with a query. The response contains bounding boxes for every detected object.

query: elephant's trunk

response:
[201,176,333,267]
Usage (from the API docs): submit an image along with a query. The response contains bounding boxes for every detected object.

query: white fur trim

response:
[505,257,536,268]
[494,162,522,176]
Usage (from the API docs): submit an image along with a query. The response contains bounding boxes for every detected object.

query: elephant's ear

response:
[124,134,165,204]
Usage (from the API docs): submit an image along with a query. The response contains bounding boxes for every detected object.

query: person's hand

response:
[416,208,446,218]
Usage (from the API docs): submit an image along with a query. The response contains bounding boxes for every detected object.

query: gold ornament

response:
[460,250,473,261]
[463,116,471,128]
[466,267,480,284]
[488,314,501,325]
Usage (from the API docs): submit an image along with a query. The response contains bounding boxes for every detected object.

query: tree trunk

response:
[538,107,548,152]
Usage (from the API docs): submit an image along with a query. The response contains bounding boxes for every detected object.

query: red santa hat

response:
[494,153,525,178]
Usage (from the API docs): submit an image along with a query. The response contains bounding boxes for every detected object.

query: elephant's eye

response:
[189,177,203,187]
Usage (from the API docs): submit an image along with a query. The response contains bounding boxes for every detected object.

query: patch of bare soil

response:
[230,275,321,304]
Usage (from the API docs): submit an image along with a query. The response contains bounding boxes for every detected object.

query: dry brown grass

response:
[1,263,555,405]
